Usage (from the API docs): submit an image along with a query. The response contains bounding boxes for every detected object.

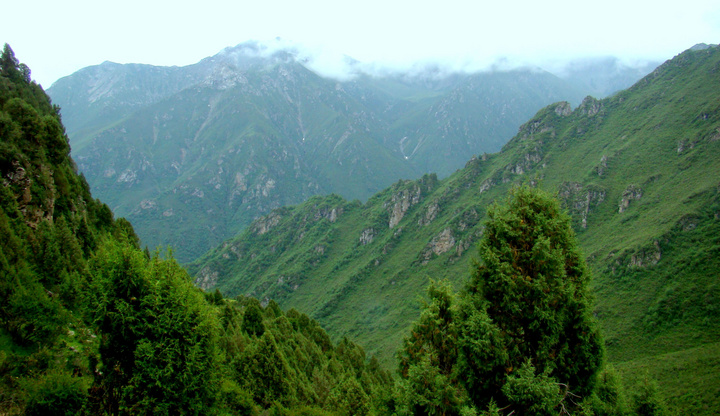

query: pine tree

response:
[458,185,603,410]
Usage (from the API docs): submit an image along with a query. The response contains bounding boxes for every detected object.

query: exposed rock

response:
[507,150,543,176]
[559,182,606,228]
[117,169,137,183]
[194,267,219,290]
[578,96,602,117]
[709,127,720,141]
[479,178,494,194]
[422,228,456,264]
[554,102,573,117]
[597,155,608,176]
[253,212,282,235]
[234,172,248,191]
[454,238,474,257]
[419,202,439,226]
[359,228,375,245]
[314,206,342,222]
[629,241,662,268]
[261,178,276,197]
[387,185,422,229]
[618,185,643,213]
[677,139,696,154]
[678,215,698,231]
[3,161,56,227]
[140,199,156,209]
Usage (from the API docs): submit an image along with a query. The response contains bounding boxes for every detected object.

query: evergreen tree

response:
[87,241,221,415]
[398,281,458,380]
[242,301,266,337]
[458,185,603,410]
[396,186,604,415]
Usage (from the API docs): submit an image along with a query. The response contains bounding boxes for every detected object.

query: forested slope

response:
[193,45,720,414]
[0,44,391,416]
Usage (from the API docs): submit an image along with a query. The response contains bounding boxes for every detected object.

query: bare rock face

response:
[422,228,456,264]
[578,96,602,117]
[554,101,573,116]
[3,160,56,228]
[619,185,643,213]
[387,185,422,229]
[597,155,608,176]
[559,182,606,228]
[359,228,375,245]
[314,206,342,223]
[194,267,219,290]
[253,211,282,235]
[629,241,662,268]
[419,202,439,226]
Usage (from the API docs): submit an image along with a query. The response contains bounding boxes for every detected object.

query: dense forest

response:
[1,44,673,415]
[0,44,391,415]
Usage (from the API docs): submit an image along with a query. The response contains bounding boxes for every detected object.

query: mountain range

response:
[48,42,659,261]
[189,44,720,414]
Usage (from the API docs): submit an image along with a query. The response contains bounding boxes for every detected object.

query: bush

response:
[23,370,87,416]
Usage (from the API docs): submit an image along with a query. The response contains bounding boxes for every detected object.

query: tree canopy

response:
[396,185,606,415]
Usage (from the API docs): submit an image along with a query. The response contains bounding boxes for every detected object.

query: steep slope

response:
[0,44,392,416]
[68,58,419,261]
[191,45,720,414]
[48,42,655,262]
[389,68,588,175]
[45,61,210,151]
[556,56,661,98]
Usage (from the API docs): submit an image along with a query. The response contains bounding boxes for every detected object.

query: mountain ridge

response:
[48,43,658,261]
[190,44,720,414]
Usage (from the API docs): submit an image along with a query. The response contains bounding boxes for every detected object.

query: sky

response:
[3,0,720,87]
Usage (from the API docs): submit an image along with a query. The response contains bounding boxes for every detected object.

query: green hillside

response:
[192,45,720,414]
[50,42,629,262]
[0,44,391,415]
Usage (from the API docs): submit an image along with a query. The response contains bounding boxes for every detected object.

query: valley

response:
[2,40,718,415]
[48,41,657,262]
[190,44,720,414]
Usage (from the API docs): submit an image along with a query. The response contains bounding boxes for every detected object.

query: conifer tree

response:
[458,185,603,410]
[397,186,604,415]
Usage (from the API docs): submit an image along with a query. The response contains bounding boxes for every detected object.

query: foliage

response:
[631,374,669,416]
[501,361,561,416]
[86,240,221,415]
[4,41,720,415]
[461,185,603,407]
[242,301,266,337]
[0,45,392,416]
[23,370,88,416]
[394,186,605,414]
[190,44,720,415]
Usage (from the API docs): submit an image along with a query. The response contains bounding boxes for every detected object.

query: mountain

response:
[555,56,661,98]
[190,45,720,414]
[47,42,657,261]
[0,43,392,416]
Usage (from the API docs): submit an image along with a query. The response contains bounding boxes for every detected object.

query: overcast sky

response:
[3,0,720,87]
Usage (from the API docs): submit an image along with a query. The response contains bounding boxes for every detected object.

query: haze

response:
[3,0,720,87]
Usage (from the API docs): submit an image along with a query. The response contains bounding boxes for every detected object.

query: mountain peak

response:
[689,43,717,51]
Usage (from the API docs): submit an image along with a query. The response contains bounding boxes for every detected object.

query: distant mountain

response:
[48,42,657,261]
[0,45,391,415]
[554,56,661,98]
[190,45,720,414]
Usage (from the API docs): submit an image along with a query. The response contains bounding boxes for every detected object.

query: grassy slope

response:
[191,46,720,414]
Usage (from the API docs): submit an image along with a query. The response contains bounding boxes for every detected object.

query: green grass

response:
[189,46,720,414]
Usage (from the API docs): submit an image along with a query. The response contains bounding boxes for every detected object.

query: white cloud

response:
[2,0,719,86]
